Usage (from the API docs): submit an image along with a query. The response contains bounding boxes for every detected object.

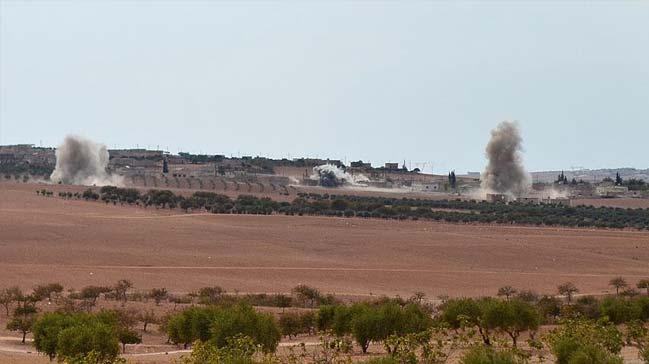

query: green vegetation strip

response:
[43,186,649,230]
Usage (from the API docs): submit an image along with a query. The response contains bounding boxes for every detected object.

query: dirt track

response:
[1,183,649,298]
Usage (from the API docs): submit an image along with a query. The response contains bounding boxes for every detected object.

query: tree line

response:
[45,186,649,230]
[6,277,649,364]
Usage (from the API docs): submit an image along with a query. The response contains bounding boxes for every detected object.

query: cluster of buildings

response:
[0,144,56,173]
[1,144,645,200]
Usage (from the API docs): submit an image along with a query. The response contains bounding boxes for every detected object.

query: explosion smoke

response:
[481,121,531,197]
[312,164,368,188]
[50,135,124,186]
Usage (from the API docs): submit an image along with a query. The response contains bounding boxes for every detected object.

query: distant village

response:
[1,144,647,201]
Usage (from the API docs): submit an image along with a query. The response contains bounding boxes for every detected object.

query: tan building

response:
[595,185,629,197]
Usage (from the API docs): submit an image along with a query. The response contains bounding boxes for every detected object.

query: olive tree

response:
[137,309,158,332]
[0,286,21,316]
[484,299,540,347]
[7,312,37,344]
[148,288,168,305]
[638,279,649,296]
[118,328,141,353]
[558,282,579,303]
[32,312,121,362]
[33,283,64,302]
[497,286,518,301]
[80,286,112,307]
[441,298,495,345]
[545,318,624,364]
[113,279,133,304]
[609,277,628,296]
[292,284,322,308]
[166,303,281,353]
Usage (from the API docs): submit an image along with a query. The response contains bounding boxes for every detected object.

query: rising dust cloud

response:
[50,135,123,186]
[312,164,368,187]
[481,121,531,197]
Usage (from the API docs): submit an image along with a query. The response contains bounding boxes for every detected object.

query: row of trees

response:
[32,310,141,362]
[8,277,649,364]
[52,187,649,230]
[165,303,281,351]
[172,291,649,364]
[0,281,157,347]
[0,280,343,354]
[316,302,432,353]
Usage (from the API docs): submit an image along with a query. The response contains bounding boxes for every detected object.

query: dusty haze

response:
[50,135,123,186]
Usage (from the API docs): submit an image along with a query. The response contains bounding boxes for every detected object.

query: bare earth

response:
[1,182,649,363]
[1,182,648,299]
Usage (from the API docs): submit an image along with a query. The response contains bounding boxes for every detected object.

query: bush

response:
[181,335,258,364]
[365,357,399,364]
[317,302,432,353]
[441,298,495,345]
[82,189,99,201]
[459,346,523,364]
[166,303,280,353]
[564,345,623,364]
[278,312,313,338]
[546,318,623,364]
[32,312,121,362]
[483,299,540,347]
[599,297,642,324]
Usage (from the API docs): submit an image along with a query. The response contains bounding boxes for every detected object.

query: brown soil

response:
[2,182,648,299]
[2,181,649,363]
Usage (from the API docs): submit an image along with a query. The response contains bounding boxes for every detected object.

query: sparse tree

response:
[169,294,193,309]
[615,172,623,186]
[274,294,291,313]
[558,282,579,303]
[33,283,64,302]
[609,277,628,296]
[137,309,158,332]
[118,328,141,353]
[411,291,426,303]
[292,284,321,308]
[637,279,649,296]
[620,288,640,298]
[7,314,36,344]
[148,288,168,306]
[0,286,21,316]
[196,286,225,304]
[279,312,301,339]
[80,286,111,308]
[7,293,38,344]
[497,286,518,301]
[114,307,139,330]
[484,299,540,347]
[114,279,133,305]
[516,290,540,303]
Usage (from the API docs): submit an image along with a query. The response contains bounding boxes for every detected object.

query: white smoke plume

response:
[481,121,531,197]
[311,164,368,187]
[50,135,124,186]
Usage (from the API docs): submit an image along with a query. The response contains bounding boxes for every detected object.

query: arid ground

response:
[2,182,648,298]
[1,182,649,363]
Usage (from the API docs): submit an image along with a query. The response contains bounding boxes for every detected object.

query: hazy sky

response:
[1,1,648,173]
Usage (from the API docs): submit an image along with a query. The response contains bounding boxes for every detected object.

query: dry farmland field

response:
[2,182,648,298]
